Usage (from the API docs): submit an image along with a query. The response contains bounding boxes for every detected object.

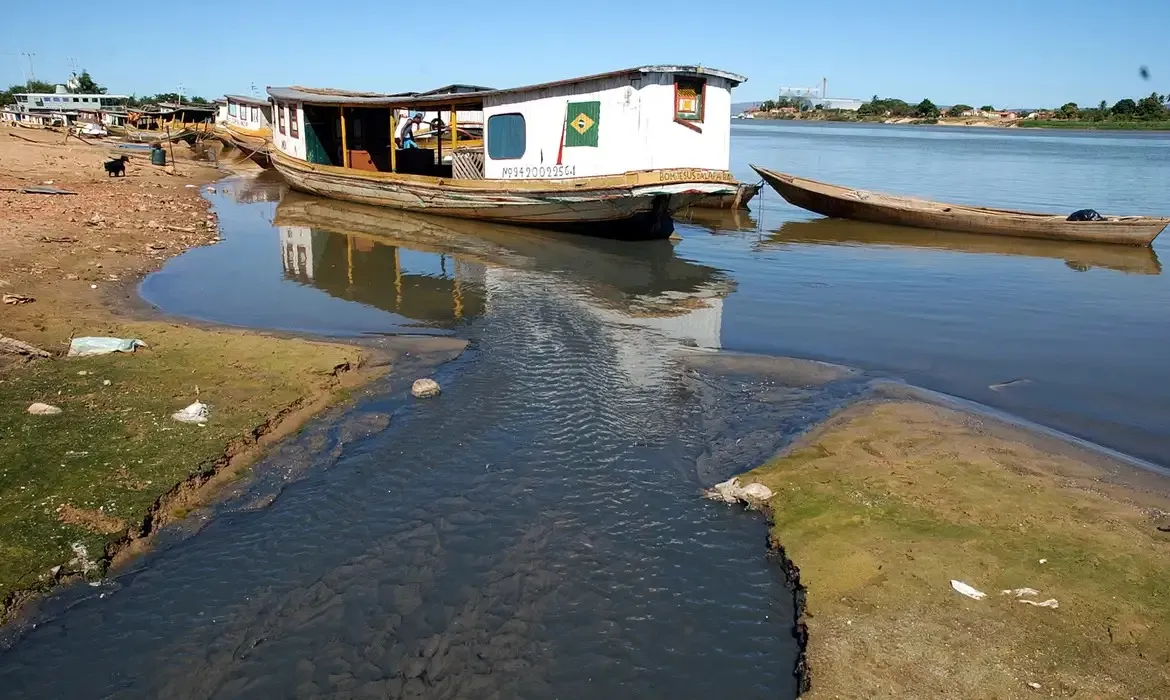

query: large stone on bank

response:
[411,378,441,399]
[704,477,773,507]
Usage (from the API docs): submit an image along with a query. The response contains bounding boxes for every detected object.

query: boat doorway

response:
[303,105,342,166]
[343,107,392,172]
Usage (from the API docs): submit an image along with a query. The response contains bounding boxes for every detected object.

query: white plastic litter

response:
[1002,587,1042,598]
[171,401,209,425]
[27,402,63,416]
[67,337,147,357]
[1028,682,1042,690]
[950,580,987,600]
[1020,598,1059,609]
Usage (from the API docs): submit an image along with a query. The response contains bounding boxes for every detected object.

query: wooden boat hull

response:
[753,165,1169,246]
[694,182,761,210]
[215,125,272,166]
[271,150,737,240]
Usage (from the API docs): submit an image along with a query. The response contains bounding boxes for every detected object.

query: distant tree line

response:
[853,92,1169,123]
[1,70,210,109]
[1044,93,1169,122]
[758,95,812,113]
[857,96,940,119]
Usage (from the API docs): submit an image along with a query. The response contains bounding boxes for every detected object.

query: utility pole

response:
[177,82,183,106]
[21,52,36,81]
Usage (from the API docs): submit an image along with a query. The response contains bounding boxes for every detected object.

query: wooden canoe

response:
[271,149,738,240]
[753,165,1170,246]
[694,181,761,210]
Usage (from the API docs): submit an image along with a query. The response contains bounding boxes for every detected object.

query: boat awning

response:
[267,65,746,109]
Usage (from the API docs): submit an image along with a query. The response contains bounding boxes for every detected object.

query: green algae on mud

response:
[739,399,1170,699]
[0,321,376,622]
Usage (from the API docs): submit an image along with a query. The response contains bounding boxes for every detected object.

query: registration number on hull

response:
[499,165,577,179]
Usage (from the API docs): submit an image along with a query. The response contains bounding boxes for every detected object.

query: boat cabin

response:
[222,94,273,133]
[266,66,744,181]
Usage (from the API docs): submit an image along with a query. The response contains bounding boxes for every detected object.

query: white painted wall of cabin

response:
[226,100,272,130]
[272,101,308,160]
[480,73,733,179]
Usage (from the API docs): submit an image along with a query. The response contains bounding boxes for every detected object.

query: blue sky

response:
[1,0,1165,108]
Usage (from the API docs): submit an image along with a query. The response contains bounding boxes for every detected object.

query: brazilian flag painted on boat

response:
[565,101,600,147]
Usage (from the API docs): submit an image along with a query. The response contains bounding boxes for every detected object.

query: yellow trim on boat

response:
[271,148,736,192]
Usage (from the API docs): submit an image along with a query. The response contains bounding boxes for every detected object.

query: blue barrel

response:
[150,146,166,166]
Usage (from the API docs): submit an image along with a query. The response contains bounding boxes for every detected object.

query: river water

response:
[2,122,1169,698]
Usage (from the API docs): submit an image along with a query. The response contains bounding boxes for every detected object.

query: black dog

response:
[104,155,130,177]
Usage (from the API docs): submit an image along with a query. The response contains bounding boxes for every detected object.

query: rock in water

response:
[704,477,773,507]
[27,402,63,416]
[412,378,441,399]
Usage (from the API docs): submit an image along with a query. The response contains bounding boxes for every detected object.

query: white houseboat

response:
[216,94,274,162]
[266,65,746,239]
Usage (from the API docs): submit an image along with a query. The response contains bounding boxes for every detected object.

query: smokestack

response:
[822,77,827,99]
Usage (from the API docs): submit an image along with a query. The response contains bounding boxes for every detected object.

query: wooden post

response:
[389,110,397,172]
[340,107,349,168]
[450,106,457,150]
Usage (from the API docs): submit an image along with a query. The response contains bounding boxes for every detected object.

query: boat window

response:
[487,113,525,160]
[289,104,299,138]
[229,103,237,117]
[675,78,705,123]
[252,106,259,122]
[277,102,286,135]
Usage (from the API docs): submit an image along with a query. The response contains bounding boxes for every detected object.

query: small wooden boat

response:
[753,166,1170,246]
[267,66,747,240]
[215,95,274,165]
[694,181,761,210]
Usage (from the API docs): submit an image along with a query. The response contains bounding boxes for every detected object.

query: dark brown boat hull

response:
[753,166,1168,246]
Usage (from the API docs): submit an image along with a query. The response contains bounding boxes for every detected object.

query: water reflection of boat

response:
[224,171,285,204]
[754,166,1170,246]
[278,218,486,324]
[678,206,759,233]
[763,218,1162,275]
[273,192,733,340]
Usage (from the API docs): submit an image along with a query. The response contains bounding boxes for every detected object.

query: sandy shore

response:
[0,126,463,623]
[730,396,1170,699]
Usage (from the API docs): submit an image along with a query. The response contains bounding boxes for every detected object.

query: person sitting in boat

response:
[397,112,424,149]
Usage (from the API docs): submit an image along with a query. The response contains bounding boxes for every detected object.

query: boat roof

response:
[418,84,496,96]
[157,102,217,112]
[223,94,270,107]
[268,65,746,108]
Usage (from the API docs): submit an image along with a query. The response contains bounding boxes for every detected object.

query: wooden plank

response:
[340,107,349,169]
[389,111,397,173]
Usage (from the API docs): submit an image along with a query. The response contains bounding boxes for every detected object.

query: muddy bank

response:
[729,397,1170,699]
[0,127,465,623]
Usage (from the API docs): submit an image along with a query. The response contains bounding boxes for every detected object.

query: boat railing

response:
[451,148,485,179]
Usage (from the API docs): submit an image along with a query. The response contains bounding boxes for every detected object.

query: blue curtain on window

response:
[488,114,526,160]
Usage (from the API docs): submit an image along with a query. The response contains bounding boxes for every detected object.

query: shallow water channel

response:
[2,123,1170,698]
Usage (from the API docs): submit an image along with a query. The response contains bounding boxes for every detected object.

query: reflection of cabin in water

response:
[279,226,486,323]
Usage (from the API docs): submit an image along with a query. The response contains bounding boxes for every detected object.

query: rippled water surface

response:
[3,122,1170,698]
